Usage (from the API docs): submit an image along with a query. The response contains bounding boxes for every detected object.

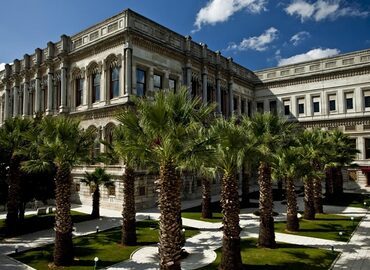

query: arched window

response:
[75,78,84,107]
[110,67,120,99]
[92,73,100,103]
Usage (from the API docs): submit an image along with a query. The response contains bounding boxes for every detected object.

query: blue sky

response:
[0,0,369,71]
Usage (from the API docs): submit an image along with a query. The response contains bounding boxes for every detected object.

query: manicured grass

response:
[0,210,92,240]
[181,201,223,223]
[275,213,362,242]
[11,220,199,270]
[323,193,370,208]
[200,238,338,270]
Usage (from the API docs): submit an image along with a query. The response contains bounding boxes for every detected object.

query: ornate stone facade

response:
[0,9,369,209]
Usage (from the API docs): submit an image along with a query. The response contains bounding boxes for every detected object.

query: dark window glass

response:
[269,100,277,114]
[313,101,320,113]
[257,102,264,113]
[346,98,353,110]
[241,99,246,114]
[349,139,357,150]
[284,105,290,115]
[43,87,47,112]
[154,74,162,90]
[329,100,336,111]
[169,79,176,92]
[248,101,252,117]
[136,69,146,97]
[76,78,83,107]
[110,67,120,99]
[365,96,370,108]
[365,138,370,159]
[298,103,304,114]
[56,80,61,110]
[233,97,238,111]
[92,73,100,103]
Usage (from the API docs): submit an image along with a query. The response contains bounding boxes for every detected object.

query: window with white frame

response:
[298,98,305,115]
[283,100,290,116]
[364,90,370,109]
[345,92,354,111]
[328,94,336,112]
[312,96,320,113]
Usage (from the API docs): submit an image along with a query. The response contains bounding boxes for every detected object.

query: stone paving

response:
[0,193,369,270]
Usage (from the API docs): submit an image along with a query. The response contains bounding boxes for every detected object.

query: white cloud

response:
[0,63,5,71]
[227,27,278,51]
[290,31,311,46]
[278,48,340,66]
[285,0,369,22]
[193,0,268,32]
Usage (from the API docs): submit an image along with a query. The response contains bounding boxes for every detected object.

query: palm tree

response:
[81,167,113,218]
[211,117,251,270]
[247,113,295,248]
[116,88,215,269]
[0,117,32,232]
[272,147,302,231]
[23,116,93,266]
[326,130,359,197]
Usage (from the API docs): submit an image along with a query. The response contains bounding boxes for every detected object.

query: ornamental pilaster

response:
[124,41,132,96]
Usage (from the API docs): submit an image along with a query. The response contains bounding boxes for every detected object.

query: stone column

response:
[186,61,192,97]
[35,77,41,113]
[124,43,132,96]
[13,86,19,117]
[22,81,29,117]
[4,88,10,120]
[202,68,208,104]
[163,71,170,89]
[238,96,242,115]
[60,63,68,113]
[148,66,154,94]
[306,94,312,116]
[228,80,234,116]
[46,69,53,116]
[216,76,221,114]
[338,91,344,114]
[354,87,362,112]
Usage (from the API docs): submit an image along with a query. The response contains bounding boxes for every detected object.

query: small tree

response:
[81,167,113,218]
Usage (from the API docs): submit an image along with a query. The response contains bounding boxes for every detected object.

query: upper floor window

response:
[169,78,176,92]
[110,67,120,99]
[365,138,370,159]
[257,102,264,114]
[364,91,370,109]
[75,78,84,107]
[298,98,305,114]
[137,69,146,97]
[269,100,277,115]
[329,95,336,112]
[312,97,320,113]
[345,93,354,110]
[154,74,162,91]
[283,100,290,116]
[247,101,252,117]
[241,99,246,114]
[233,97,238,112]
[92,73,100,103]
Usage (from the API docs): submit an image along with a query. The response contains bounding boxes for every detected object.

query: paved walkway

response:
[0,193,368,270]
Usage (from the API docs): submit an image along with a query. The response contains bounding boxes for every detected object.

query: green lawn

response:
[0,210,92,240]
[275,213,362,242]
[11,220,199,270]
[324,193,370,208]
[181,201,223,223]
[200,238,338,270]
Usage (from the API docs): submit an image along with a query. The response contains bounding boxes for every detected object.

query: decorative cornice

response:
[299,116,370,128]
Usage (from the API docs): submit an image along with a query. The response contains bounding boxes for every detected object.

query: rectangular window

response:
[136,69,146,97]
[169,78,176,91]
[283,100,290,116]
[110,67,120,99]
[241,99,246,114]
[365,138,370,159]
[345,93,353,110]
[257,102,264,113]
[269,100,277,114]
[247,101,252,117]
[364,91,370,108]
[312,97,320,113]
[298,98,305,114]
[108,185,116,196]
[153,74,162,91]
[92,73,100,103]
[75,78,83,107]
[329,95,336,111]
[233,97,238,111]
[138,186,146,196]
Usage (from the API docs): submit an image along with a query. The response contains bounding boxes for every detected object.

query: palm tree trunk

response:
[91,187,100,218]
[53,163,74,266]
[18,201,26,222]
[201,177,212,219]
[325,168,334,199]
[158,161,182,270]
[220,170,242,270]
[6,156,21,233]
[258,162,276,248]
[333,168,343,195]
[286,177,299,232]
[122,166,137,246]
[313,178,323,214]
[304,179,315,220]
[241,165,250,207]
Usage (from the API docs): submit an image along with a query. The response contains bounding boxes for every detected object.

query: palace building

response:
[0,9,369,210]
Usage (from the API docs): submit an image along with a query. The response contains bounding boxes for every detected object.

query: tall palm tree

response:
[116,88,215,269]
[81,167,113,218]
[211,117,251,270]
[23,116,93,266]
[0,117,32,232]
[247,113,295,248]
[326,130,359,196]
[272,146,302,232]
